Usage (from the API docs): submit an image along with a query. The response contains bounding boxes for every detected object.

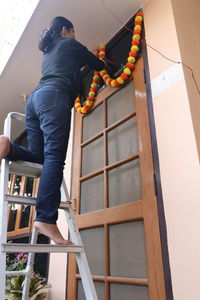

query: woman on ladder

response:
[0,16,104,245]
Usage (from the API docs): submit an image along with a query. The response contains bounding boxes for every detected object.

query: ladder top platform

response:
[9,161,42,177]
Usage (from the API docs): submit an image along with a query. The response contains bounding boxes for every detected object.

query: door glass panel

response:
[108,117,138,165]
[110,283,149,300]
[80,174,104,214]
[82,137,103,176]
[80,227,104,275]
[109,221,147,278]
[82,104,103,142]
[77,280,105,300]
[107,81,135,126]
[108,159,141,207]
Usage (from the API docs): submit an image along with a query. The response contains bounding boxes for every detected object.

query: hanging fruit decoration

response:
[75,10,143,114]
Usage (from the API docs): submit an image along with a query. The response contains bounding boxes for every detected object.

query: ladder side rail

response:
[4,112,25,139]
[0,159,10,300]
[61,181,98,299]
[65,207,98,300]
[76,252,98,300]
[22,228,38,300]
[0,114,15,300]
[61,179,70,202]
[5,112,25,129]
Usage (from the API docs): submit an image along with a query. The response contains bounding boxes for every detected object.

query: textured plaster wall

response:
[143,0,200,299]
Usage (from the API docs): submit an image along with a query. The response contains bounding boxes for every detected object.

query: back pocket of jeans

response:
[35,89,59,112]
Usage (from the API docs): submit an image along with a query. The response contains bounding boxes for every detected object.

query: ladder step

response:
[9,161,42,177]
[6,270,29,277]
[5,194,71,209]
[2,243,83,253]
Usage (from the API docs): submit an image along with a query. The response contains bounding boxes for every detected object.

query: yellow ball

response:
[86,100,93,106]
[81,107,87,114]
[132,34,140,40]
[116,77,124,84]
[93,75,99,80]
[128,56,136,63]
[75,103,81,109]
[131,45,139,52]
[91,83,97,88]
[135,25,142,30]
[77,107,82,113]
[106,78,111,85]
[99,51,105,56]
[89,91,95,97]
[124,67,131,76]
[135,16,143,22]
[111,80,116,87]
[100,70,107,76]
[103,74,109,81]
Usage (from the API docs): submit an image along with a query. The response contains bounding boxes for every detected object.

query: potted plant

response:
[6,252,51,300]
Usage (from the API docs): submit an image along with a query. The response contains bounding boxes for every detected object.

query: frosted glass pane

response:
[77,280,105,300]
[80,174,104,214]
[107,81,135,126]
[108,117,138,164]
[82,104,103,141]
[110,283,149,300]
[82,137,103,176]
[80,227,104,275]
[110,222,147,278]
[109,159,141,207]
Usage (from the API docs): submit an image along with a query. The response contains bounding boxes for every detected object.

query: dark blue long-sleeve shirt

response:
[39,37,104,107]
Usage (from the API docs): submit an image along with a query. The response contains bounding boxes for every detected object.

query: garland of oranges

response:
[75,10,143,114]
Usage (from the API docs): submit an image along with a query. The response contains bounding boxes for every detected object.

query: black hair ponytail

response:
[38,16,73,53]
[39,28,53,52]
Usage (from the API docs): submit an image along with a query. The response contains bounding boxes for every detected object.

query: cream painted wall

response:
[171,0,200,161]
[143,0,180,78]
[0,3,9,58]
[143,0,200,299]
[47,111,74,300]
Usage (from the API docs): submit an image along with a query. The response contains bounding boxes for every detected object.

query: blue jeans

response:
[8,85,72,224]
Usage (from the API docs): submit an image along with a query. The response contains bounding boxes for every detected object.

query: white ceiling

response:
[0,0,146,139]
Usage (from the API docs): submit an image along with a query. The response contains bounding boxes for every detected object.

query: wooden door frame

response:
[66,58,167,300]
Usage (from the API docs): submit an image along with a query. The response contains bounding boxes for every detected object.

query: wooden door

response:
[67,58,166,300]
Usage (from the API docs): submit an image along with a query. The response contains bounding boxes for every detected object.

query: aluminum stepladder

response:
[0,112,98,300]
